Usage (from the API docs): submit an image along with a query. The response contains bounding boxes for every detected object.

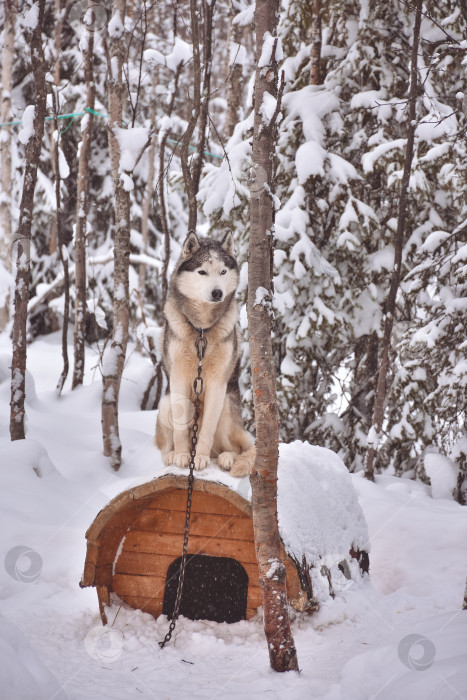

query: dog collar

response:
[185,317,211,334]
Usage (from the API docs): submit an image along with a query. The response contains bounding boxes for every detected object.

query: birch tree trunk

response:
[248,0,299,674]
[101,0,131,469]
[72,2,96,389]
[10,0,47,440]
[364,0,423,481]
[0,0,16,330]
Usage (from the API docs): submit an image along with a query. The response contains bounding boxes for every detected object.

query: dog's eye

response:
[220,270,227,275]
[198,270,207,275]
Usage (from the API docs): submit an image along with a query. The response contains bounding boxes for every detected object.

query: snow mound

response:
[278,442,370,603]
[425,451,457,500]
[278,442,370,561]
[0,617,68,700]
[0,438,92,598]
[336,611,467,700]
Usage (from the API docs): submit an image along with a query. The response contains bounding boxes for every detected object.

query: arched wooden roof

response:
[81,474,254,590]
[86,474,252,543]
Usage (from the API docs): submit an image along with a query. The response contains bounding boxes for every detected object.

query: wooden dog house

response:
[81,474,305,622]
[81,444,370,626]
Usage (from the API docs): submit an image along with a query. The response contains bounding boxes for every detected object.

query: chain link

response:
[159,329,206,649]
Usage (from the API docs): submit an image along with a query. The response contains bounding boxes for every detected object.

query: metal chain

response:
[159,329,207,649]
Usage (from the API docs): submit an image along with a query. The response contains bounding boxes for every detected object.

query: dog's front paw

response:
[230,449,255,478]
[218,452,236,471]
[194,454,210,470]
[162,451,176,466]
[171,452,191,468]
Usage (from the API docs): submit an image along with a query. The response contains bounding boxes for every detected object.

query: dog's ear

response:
[181,230,201,258]
[221,228,235,257]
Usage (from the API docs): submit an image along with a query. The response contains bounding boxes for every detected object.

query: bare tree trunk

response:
[101,0,131,470]
[138,7,159,296]
[0,0,16,330]
[10,0,47,440]
[139,129,156,292]
[52,89,71,396]
[344,331,378,471]
[180,0,202,232]
[225,2,246,139]
[248,0,299,674]
[310,0,321,85]
[158,129,171,304]
[48,0,68,257]
[191,0,216,196]
[72,3,96,389]
[364,0,423,481]
[158,64,182,303]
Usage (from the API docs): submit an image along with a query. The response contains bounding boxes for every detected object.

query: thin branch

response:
[268,70,285,131]
[399,0,463,46]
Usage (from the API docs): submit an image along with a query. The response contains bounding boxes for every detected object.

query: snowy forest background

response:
[1,0,466,496]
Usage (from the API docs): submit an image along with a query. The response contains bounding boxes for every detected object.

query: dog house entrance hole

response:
[162,555,249,623]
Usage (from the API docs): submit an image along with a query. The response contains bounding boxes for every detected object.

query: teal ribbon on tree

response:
[0,107,223,159]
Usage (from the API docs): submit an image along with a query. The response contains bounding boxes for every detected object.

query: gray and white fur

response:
[155,230,255,477]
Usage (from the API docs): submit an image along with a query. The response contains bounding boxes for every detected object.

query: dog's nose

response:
[211,288,223,302]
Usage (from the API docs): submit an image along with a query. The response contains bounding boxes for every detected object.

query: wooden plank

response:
[114,550,169,578]
[123,530,258,563]
[85,541,99,565]
[147,489,249,517]
[116,594,164,618]
[247,585,263,610]
[80,561,96,587]
[192,480,252,516]
[94,563,113,586]
[113,573,167,599]
[132,508,254,541]
[97,586,110,625]
[114,550,260,586]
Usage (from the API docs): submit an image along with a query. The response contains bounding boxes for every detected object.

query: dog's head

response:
[175,230,239,304]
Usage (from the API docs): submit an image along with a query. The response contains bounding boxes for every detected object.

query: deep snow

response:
[1,332,466,699]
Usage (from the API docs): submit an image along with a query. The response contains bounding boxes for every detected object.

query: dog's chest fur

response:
[162,296,240,394]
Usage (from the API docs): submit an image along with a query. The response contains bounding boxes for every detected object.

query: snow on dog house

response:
[81,443,370,624]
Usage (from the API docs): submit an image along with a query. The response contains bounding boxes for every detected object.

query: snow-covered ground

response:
[1,332,466,700]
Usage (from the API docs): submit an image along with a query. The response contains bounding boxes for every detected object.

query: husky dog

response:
[155,230,255,477]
